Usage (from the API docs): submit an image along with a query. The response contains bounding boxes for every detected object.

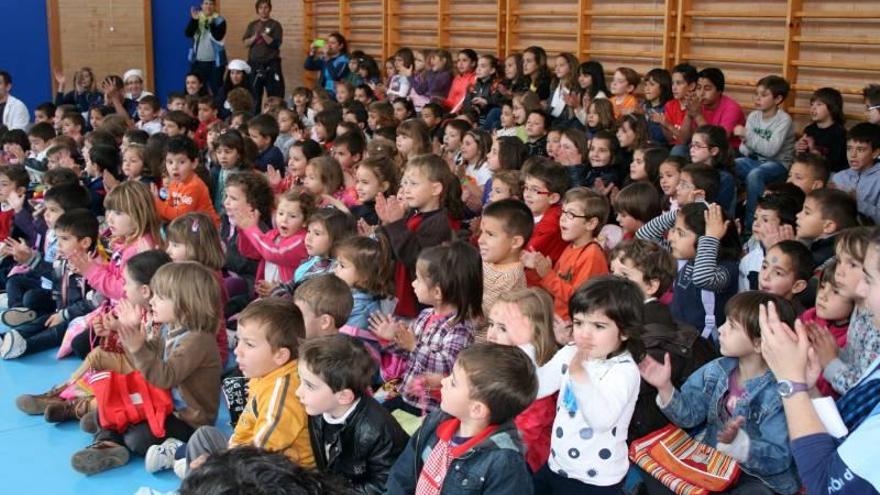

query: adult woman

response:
[243,0,284,109]
[304,31,350,99]
[53,67,103,116]
[185,0,227,94]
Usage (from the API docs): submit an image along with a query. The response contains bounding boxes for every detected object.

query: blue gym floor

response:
[0,344,229,494]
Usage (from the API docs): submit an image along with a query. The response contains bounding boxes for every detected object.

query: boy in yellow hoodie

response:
[144,298,314,476]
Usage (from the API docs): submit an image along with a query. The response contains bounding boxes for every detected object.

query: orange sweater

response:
[540,241,608,321]
[612,94,639,120]
[155,174,220,226]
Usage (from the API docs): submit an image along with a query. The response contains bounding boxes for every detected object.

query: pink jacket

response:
[237,227,308,283]
[85,235,157,301]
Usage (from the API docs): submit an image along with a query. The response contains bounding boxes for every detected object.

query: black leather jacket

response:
[307,396,409,495]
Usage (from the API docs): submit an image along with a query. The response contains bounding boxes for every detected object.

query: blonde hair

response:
[103,181,162,247]
[166,213,226,271]
[496,288,558,365]
[151,261,221,334]
[396,119,432,158]
[306,156,344,194]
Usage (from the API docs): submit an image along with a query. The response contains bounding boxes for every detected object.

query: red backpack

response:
[89,370,174,437]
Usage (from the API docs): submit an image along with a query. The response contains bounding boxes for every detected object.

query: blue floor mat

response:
[0,345,229,494]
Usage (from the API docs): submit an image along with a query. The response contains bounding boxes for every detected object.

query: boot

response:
[16,384,66,415]
[44,396,92,423]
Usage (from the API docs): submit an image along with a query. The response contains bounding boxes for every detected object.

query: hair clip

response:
[191,219,200,233]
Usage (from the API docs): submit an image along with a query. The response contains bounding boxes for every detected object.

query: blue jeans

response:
[734,157,788,232]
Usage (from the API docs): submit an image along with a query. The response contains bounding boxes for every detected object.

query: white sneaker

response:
[144,437,184,473]
[0,330,26,359]
[173,457,187,479]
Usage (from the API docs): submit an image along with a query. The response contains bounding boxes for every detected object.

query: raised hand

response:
[568,347,591,384]
[66,250,95,275]
[54,70,66,90]
[375,192,406,225]
[6,238,33,264]
[266,165,283,188]
[759,302,809,383]
[639,352,673,393]
[704,203,730,239]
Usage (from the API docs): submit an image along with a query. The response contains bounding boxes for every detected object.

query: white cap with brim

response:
[228,59,251,74]
[123,69,144,83]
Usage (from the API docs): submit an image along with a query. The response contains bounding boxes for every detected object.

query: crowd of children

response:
[1,29,880,495]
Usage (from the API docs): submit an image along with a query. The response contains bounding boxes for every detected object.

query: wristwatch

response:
[777,380,809,398]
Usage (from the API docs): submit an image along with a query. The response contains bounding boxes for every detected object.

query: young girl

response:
[642,68,673,147]
[391,97,415,123]
[488,170,522,202]
[291,86,316,128]
[395,118,431,163]
[616,113,649,172]
[640,291,802,495]
[555,127,590,188]
[586,98,616,139]
[367,101,398,135]
[313,110,341,151]
[629,146,668,188]
[275,107,304,162]
[690,125,737,217]
[577,60,610,101]
[369,241,482,414]
[409,49,453,112]
[522,46,552,102]
[585,129,622,190]
[269,138,323,194]
[121,144,156,185]
[335,235,394,332]
[352,156,399,226]
[461,128,492,188]
[165,213,230,365]
[212,129,254,214]
[658,155,686,211]
[610,67,641,119]
[442,49,477,113]
[486,288,559,472]
[482,135,527,203]
[441,118,469,169]
[533,276,644,493]
[495,99,521,139]
[234,189,313,297]
[463,54,499,124]
[377,154,462,318]
[613,182,662,240]
[386,49,413,100]
[797,87,848,172]
[303,156,358,208]
[69,262,223,475]
[667,202,740,344]
[549,52,579,120]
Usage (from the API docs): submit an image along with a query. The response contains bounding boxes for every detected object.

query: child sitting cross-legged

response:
[297,334,409,492]
[385,342,538,494]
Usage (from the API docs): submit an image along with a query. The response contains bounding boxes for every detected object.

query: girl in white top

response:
[533,276,643,494]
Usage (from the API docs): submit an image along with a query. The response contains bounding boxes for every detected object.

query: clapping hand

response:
[375,192,406,225]
[639,352,674,400]
[521,250,552,278]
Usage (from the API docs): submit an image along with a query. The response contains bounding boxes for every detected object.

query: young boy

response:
[194,96,220,150]
[524,187,610,320]
[758,239,813,311]
[60,112,85,144]
[740,191,803,291]
[248,114,285,173]
[830,122,880,224]
[45,141,78,171]
[154,135,220,225]
[863,84,880,125]
[796,188,858,267]
[162,110,195,138]
[136,95,162,135]
[478,199,532,317]
[787,152,828,195]
[331,130,365,177]
[297,334,409,492]
[524,109,550,158]
[663,63,699,156]
[522,158,568,285]
[293,274,354,338]
[172,298,315,476]
[342,100,369,132]
[167,92,188,113]
[385,343,537,494]
[734,75,796,232]
[34,102,56,126]
[0,209,98,359]
[421,102,444,133]
[0,164,36,245]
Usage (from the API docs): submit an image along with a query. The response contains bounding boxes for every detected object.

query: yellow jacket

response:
[229,359,315,467]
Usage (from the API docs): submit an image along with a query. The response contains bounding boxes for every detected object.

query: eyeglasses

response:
[689,142,709,149]
[523,185,552,195]
[677,180,694,191]
[561,209,589,220]
[866,104,880,112]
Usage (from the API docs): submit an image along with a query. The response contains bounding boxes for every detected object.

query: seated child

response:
[641,292,802,495]
[524,109,550,158]
[613,182,662,241]
[796,87,847,173]
[385,343,537,494]
[521,157,568,284]
[829,122,880,224]
[758,240,813,313]
[478,199,532,318]
[176,298,314,476]
[487,169,521,203]
[584,130,622,190]
[333,236,394,332]
[154,135,220,226]
[786,152,828,195]
[297,334,409,492]
[796,188,858,268]
[247,114,285,173]
[740,191,803,291]
[523,187,609,321]
[350,156,398,226]
[294,274,354,338]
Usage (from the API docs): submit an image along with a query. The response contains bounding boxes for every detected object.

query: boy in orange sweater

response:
[522,187,609,320]
[153,135,220,226]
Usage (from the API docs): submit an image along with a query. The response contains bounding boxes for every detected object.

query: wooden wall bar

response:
[303,0,880,123]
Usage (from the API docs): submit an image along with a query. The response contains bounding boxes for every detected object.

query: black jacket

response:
[307,396,408,495]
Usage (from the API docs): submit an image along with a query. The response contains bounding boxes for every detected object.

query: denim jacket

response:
[661,357,801,494]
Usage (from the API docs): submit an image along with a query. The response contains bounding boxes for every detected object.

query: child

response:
[443,49,478,113]
[303,156,358,208]
[369,241,482,414]
[585,130,622,190]
[154,135,220,226]
[70,262,222,475]
[640,291,802,494]
[162,110,195,138]
[275,108,304,161]
[284,207,356,290]
[545,127,563,161]
[548,53,578,120]
[523,187,610,320]
[297,334,409,491]
[524,109,550,158]
[333,235,394,332]
[532,276,643,493]
[461,129,492,188]
[616,114,649,171]
[247,114,285,173]
[386,49,414,100]
[495,99,521,139]
[661,63,699,155]
[796,188,858,267]
[313,109,342,151]
[0,209,98,359]
[293,274,354,338]
[210,129,253,213]
[585,98,615,139]
[478,199,532,317]
[734,76,796,232]
[193,97,220,152]
[396,119,432,165]
[787,152,828,195]
[758,239,813,309]
[864,83,880,124]
[175,299,314,476]
[658,156,685,210]
[488,169,521,202]
[554,128,588,188]
[610,67,640,119]
[740,191,803,291]
[464,53,500,124]
[385,342,536,494]
[576,60,609,101]
[269,138,323,194]
[441,118,469,168]
[377,154,461,318]
[351,156,398,226]
[121,144,156,185]
[797,87,847,172]
[830,122,880,224]
[628,147,666,187]
[614,182,662,240]
[486,288,559,472]
[694,67,746,149]
[690,125,737,217]
[522,158,568,276]
[136,95,162,135]
[0,165,36,245]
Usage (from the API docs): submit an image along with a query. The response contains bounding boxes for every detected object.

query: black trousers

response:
[250,58,285,111]
[95,413,195,456]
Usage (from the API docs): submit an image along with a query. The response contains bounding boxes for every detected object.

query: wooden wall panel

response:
[506,0,577,54]
[581,0,668,74]
[349,0,384,60]
[54,0,151,90]
[389,0,439,54]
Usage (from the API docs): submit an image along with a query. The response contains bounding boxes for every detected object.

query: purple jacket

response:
[411,70,452,101]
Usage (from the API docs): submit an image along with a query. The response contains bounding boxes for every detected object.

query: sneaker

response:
[145,438,184,473]
[71,441,130,475]
[80,410,99,434]
[44,397,91,423]
[15,384,66,415]
[1,307,37,327]
[0,293,8,309]
[173,457,187,479]
[0,330,26,359]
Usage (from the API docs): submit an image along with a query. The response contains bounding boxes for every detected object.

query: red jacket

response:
[514,393,557,472]
[443,72,477,113]
[525,204,566,286]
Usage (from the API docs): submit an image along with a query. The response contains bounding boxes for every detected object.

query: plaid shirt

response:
[399,309,474,411]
